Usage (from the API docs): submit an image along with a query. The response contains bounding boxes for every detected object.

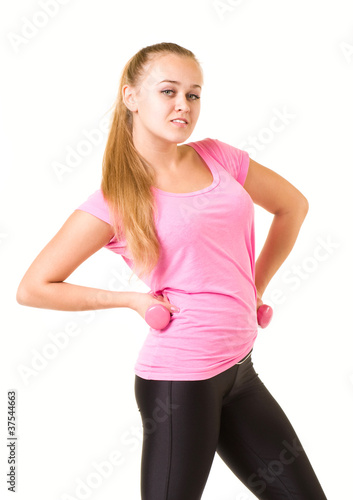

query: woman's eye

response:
[161,90,200,100]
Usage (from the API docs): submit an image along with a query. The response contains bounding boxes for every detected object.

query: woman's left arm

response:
[243,158,309,300]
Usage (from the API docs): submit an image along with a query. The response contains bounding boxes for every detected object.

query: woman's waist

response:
[160,289,257,316]
[147,295,258,339]
[142,321,258,366]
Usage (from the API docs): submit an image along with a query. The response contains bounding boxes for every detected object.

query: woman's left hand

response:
[256,289,264,311]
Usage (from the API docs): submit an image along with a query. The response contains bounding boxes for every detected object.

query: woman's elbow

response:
[16,277,39,307]
[276,194,309,218]
[16,282,31,306]
[299,194,309,216]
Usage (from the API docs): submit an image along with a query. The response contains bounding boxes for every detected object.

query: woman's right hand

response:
[130,292,180,321]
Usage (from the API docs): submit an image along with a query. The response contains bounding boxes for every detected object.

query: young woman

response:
[16,42,327,499]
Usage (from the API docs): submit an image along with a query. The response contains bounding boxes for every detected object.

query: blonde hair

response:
[101,42,202,281]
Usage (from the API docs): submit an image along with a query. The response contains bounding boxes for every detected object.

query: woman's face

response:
[125,54,203,146]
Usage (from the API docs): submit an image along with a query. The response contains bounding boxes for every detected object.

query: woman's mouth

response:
[170,119,188,128]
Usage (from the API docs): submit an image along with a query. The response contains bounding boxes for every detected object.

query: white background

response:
[1,0,353,498]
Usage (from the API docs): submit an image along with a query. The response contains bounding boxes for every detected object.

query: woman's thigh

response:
[216,358,327,499]
[134,374,224,500]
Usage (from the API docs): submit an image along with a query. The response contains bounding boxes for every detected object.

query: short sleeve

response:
[75,189,127,255]
[75,189,112,225]
[203,138,250,186]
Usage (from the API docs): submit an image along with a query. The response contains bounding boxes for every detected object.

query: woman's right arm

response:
[16,210,138,312]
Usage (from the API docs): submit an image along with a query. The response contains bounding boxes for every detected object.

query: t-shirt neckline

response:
[151,141,220,197]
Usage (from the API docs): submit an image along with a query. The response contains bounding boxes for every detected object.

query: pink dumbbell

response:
[257,304,273,328]
[145,304,171,330]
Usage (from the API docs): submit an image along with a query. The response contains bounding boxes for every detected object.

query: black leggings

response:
[134,351,327,499]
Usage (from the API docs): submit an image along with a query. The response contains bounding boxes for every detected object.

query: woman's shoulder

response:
[186,137,250,184]
[186,137,246,157]
[75,188,111,225]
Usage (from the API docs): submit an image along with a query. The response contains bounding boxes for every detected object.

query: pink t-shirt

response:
[75,137,258,381]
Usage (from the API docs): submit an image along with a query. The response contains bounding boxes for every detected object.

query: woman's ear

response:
[122,85,138,112]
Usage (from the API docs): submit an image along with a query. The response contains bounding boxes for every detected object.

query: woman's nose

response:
[175,95,190,112]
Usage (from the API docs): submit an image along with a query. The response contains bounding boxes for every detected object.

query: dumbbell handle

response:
[145,300,273,330]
